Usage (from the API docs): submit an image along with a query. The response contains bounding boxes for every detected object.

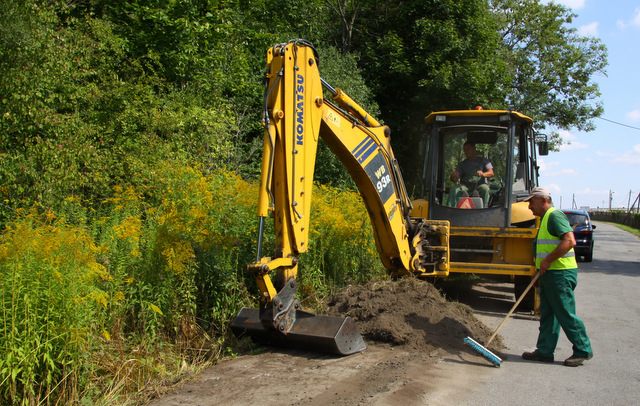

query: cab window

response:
[438,128,508,209]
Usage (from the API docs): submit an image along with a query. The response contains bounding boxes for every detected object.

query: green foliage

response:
[313,45,381,188]
[493,0,607,132]
[341,0,508,187]
[0,211,104,404]
[0,162,383,403]
[299,184,387,304]
[318,46,381,117]
[323,0,606,189]
[352,0,505,112]
[0,0,609,215]
[0,0,254,224]
[0,166,254,404]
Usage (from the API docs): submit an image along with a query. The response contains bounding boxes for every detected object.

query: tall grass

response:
[0,211,104,404]
[299,184,386,307]
[0,164,384,404]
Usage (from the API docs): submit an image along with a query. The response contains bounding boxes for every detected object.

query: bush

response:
[0,163,387,404]
[0,210,105,404]
[298,184,386,306]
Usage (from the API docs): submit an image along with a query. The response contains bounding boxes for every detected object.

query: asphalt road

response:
[428,222,640,405]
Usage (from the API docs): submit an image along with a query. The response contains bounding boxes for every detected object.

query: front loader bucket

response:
[231,307,366,356]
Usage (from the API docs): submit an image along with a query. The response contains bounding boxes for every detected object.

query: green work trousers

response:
[447,183,490,207]
[536,268,593,358]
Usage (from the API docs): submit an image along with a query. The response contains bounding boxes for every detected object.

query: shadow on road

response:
[580,258,640,277]
[438,277,516,315]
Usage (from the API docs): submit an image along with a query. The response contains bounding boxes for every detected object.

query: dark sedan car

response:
[563,209,596,262]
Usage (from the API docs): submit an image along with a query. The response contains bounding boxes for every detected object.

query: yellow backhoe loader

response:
[230,39,548,355]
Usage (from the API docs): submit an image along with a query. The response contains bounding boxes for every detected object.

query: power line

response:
[596,116,640,131]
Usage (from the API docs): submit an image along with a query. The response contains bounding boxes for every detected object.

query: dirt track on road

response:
[148,278,515,406]
[149,223,640,406]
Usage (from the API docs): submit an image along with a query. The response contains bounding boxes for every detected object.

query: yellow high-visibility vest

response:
[535,207,577,270]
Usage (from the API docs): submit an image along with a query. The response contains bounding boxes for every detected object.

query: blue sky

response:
[539,0,640,210]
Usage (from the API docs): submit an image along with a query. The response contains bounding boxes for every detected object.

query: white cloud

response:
[559,168,580,176]
[575,187,608,195]
[578,21,599,37]
[627,106,640,122]
[617,7,640,29]
[596,150,616,157]
[633,7,640,26]
[612,144,640,164]
[547,183,562,195]
[537,158,554,174]
[538,158,580,177]
[558,130,589,151]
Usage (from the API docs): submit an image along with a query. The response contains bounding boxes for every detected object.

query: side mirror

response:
[535,133,549,156]
[538,141,549,156]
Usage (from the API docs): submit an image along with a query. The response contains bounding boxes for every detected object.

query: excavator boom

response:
[231,40,449,355]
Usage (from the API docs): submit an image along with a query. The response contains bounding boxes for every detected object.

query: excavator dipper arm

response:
[230,40,449,355]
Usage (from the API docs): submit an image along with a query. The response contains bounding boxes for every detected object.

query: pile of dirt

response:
[325,277,503,354]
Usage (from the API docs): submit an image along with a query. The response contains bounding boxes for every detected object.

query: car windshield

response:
[564,213,589,229]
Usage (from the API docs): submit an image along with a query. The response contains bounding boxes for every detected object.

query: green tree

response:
[320,0,606,185]
[337,0,505,186]
[0,0,238,223]
[494,0,607,132]
[313,45,381,188]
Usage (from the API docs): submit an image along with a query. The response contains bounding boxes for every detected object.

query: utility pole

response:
[609,190,614,211]
[630,191,640,214]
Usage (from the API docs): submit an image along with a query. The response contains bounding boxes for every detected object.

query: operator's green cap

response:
[524,187,551,201]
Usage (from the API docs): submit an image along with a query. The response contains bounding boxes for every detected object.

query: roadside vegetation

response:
[0,165,384,404]
[1,0,607,404]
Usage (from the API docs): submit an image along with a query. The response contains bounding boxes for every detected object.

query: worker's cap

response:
[524,187,551,201]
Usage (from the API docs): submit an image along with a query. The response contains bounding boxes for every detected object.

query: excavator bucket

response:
[231,308,366,356]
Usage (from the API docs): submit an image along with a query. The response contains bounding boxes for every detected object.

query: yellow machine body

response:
[231,41,548,355]
[419,109,548,306]
[231,40,449,355]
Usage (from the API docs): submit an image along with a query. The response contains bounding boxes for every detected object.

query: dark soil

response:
[325,277,504,354]
[150,277,508,406]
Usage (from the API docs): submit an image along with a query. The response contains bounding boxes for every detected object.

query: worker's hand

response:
[476,170,484,177]
[539,258,551,275]
[450,171,459,182]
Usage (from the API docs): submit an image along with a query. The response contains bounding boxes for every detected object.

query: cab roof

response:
[424,109,533,124]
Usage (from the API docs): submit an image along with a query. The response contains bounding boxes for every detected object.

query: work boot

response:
[564,354,593,367]
[522,351,554,363]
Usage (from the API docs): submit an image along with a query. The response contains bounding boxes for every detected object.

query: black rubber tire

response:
[584,246,593,262]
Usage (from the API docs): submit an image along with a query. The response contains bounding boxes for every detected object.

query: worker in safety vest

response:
[521,187,593,367]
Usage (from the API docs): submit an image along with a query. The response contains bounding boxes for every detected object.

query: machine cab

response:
[420,109,546,228]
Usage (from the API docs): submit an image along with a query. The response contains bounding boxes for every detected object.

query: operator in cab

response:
[448,141,494,208]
